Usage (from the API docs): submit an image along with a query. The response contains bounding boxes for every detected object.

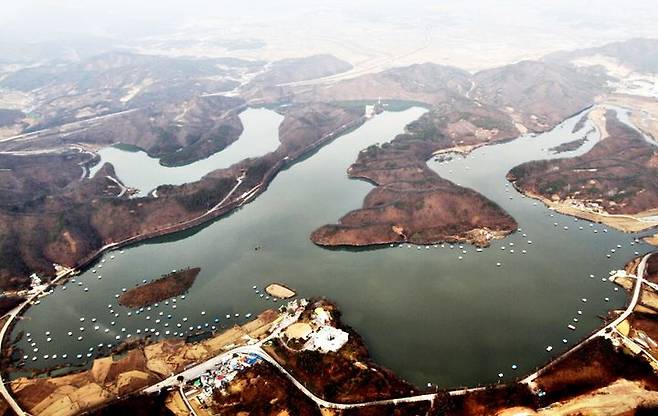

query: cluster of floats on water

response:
[384,182,642,267]
[19,248,288,366]
[19,185,646,379]
[393,181,645,383]
[389,218,642,267]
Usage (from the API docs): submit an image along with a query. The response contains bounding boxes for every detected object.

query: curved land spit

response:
[508,108,658,233]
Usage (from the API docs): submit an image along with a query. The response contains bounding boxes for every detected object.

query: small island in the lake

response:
[548,134,590,154]
[118,267,201,308]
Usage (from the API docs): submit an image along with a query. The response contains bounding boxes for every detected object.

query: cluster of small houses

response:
[562,197,607,214]
[188,298,350,402]
[193,352,262,401]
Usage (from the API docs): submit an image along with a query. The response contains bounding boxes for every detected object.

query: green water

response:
[11,106,655,389]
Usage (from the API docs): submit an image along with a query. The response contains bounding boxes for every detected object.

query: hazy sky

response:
[2,1,658,69]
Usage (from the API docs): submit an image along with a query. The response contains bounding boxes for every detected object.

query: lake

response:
[11,105,654,389]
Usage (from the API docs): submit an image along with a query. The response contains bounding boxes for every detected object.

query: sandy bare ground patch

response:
[265,283,296,299]
[496,407,538,416]
[588,106,609,141]
[645,234,658,247]
[525,192,658,233]
[538,379,658,415]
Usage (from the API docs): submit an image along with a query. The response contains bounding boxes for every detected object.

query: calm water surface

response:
[11,106,656,388]
[88,108,283,196]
